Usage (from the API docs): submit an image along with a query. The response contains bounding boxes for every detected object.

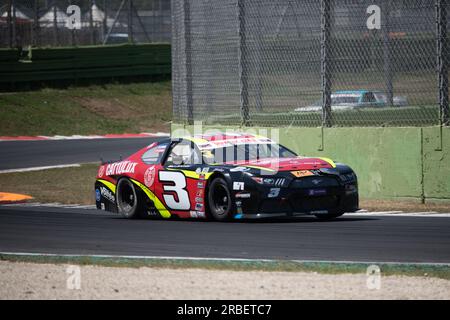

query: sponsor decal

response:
[230,166,251,172]
[199,174,206,180]
[100,186,115,203]
[233,182,245,191]
[202,167,209,173]
[144,166,156,188]
[268,188,280,198]
[308,189,327,196]
[195,203,204,211]
[97,165,105,178]
[95,189,101,202]
[106,161,138,176]
[235,192,251,199]
[190,211,198,218]
[291,170,315,178]
[311,179,323,186]
[196,190,204,197]
[197,182,205,189]
[195,197,203,203]
[190,211,206,218]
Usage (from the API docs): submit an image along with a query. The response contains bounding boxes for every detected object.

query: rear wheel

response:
[116,178,144,219]
[208,178,234,221]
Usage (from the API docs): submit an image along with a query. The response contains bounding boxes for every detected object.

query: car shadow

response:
[108,215,378,224]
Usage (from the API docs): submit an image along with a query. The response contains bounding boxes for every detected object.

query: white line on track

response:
[0,252,448,267]
[0,164,81,174]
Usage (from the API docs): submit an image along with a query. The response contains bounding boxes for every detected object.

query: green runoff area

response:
[0,81,172,136]
[0,253,449,280]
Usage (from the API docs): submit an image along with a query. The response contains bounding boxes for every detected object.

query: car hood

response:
[224,157,334,171]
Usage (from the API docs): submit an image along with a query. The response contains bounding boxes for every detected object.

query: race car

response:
[95,133,359,221]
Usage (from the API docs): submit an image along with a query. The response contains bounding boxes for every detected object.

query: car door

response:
[154,140,203,218]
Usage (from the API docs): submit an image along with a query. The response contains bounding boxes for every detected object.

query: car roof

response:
[179,133,276,150]
[334,90,382,95]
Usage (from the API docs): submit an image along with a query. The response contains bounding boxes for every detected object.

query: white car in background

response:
[295,90,408,112]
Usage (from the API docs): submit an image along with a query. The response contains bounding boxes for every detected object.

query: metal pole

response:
[7,0,12,48]
[12,0,17,47]
[255,4,263,112]
[128,0,134,43]
[437,0,449,126]
[103,0,107,42]
[132,1,151,42]
[159,0,163,42]
[184,0,193,125]
[238,0,250,126]
[53,3,57,46]
[321,0,332,127]
[103,0,127,45]
[33,0,40,47]
[90,0,95,44]
[382,0,394,107]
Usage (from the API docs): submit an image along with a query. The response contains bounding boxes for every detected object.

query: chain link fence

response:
[0,0,171,48]
[172,0,449,128]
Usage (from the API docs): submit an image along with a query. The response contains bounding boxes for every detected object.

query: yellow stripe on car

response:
[96,179,116,193]
[318,157,337,168]
[244,165,276,172]
[130,179,171,219]
[167,168,214,180]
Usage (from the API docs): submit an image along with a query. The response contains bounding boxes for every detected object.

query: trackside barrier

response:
[0,44,171,86]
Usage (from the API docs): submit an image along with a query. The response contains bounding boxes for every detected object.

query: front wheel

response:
[116,178,144,219]
[207,178,234,221]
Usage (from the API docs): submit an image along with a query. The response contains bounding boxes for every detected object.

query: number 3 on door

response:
[158,171,191,210]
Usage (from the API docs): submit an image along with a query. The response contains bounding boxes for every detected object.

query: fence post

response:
[320,0,332,127]
[53,4,57,46]
[382,0,394,107]
[183,0,194,125]
[128,0,134,43]
[103,0,107,42]
[12,0,17,47]
[33,0,39,47]
[237,0,250,126]
[90,0,95,44]
[6,0,12,48]
[437,0,449,126]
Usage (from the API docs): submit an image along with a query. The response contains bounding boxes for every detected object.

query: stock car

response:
[95,133,359,221]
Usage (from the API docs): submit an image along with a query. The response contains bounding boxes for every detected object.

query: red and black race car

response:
[95,133,359,221]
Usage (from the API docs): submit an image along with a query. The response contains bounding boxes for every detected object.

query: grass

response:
[1,164,450,213]
[0,81,172,136]
[0,163,99,205]
[0,254,449,280]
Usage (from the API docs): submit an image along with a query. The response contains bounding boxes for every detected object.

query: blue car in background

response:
[295,90,408,112]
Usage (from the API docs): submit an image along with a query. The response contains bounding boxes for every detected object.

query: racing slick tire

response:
[314,211,345,221]
[207,177,235,221]
[116,178,145,219]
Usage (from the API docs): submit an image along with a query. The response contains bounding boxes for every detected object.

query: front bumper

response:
[235,176,359,217]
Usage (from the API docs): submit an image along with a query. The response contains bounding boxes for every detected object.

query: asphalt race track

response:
[0,137,165,170]
[1,206,449,264]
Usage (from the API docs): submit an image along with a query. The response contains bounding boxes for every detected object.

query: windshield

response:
[202,143,297,165]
